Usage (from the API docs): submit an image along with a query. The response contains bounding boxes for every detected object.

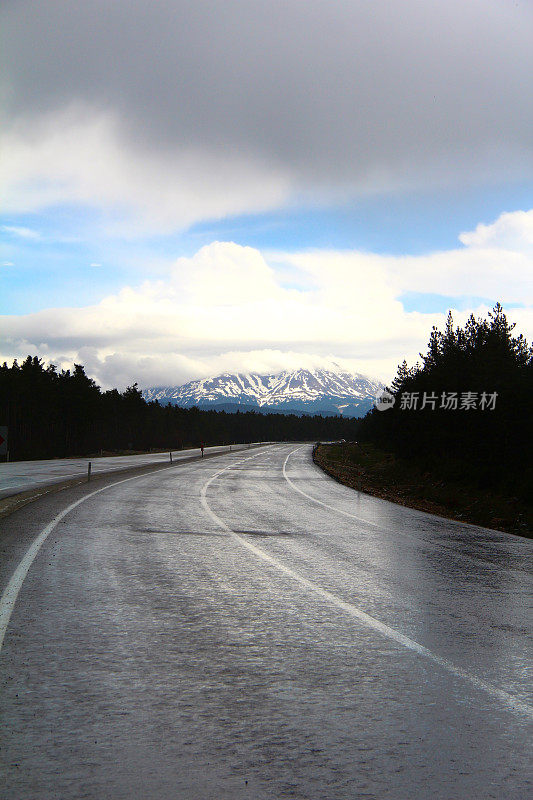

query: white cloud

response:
[0,107,292,234]
[280,211,533,306]
[459,209,533,251]
[1,211,532,388]
[1,2,532,233]
[1,225,41,240]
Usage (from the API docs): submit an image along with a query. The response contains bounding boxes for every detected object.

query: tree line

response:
[358,304,533,502]
[0,357,357,460]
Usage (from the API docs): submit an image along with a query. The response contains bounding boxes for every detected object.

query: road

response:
[0,443,531,799]
[0,444,256,500]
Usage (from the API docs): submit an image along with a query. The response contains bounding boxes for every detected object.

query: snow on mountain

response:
[142,368,383,417]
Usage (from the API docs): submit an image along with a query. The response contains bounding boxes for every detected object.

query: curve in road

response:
[1,443,531,799]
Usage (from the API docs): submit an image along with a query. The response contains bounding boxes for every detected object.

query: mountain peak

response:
[142,367,383,417]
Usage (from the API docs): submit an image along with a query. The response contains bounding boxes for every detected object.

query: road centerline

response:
[0,446,272,654]
[200,448,533,720]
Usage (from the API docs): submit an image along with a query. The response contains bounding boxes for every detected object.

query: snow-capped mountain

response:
[142,368,383,417]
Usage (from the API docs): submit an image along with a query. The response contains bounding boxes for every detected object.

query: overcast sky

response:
[1,0,532,387]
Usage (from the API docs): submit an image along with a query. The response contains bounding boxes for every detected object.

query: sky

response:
[1,0,532,389]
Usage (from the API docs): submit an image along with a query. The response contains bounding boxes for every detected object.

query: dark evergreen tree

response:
[359,304,533,500]
[0,359,360,460]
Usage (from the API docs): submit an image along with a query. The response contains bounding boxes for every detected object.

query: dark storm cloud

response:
[2,0,532,194]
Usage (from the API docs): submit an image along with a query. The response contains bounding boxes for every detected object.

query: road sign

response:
[0,426,7,456]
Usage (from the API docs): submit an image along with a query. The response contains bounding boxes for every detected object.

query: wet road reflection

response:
[0,443,531,799]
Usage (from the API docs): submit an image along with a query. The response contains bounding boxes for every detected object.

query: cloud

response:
[1,211,532,388]
[459,209,533,252]
[0,240,431,385]
[0,108,290,233]
[68,348,382,393]
[1,1,532,231]
[279,209,533,306]
[1,225,41,240]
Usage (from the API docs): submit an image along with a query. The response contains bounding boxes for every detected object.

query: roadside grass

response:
[314,442,533,538]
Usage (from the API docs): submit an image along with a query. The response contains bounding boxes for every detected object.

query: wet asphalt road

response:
[0,444,251,500]
[0,443,531,799]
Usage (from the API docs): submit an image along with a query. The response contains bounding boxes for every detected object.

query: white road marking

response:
[201,450,533,720]
[0,472,154,652]
[282,445,384,527]
[0,446,252,498]
[283,447,531,578]
[0,446,271,653]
